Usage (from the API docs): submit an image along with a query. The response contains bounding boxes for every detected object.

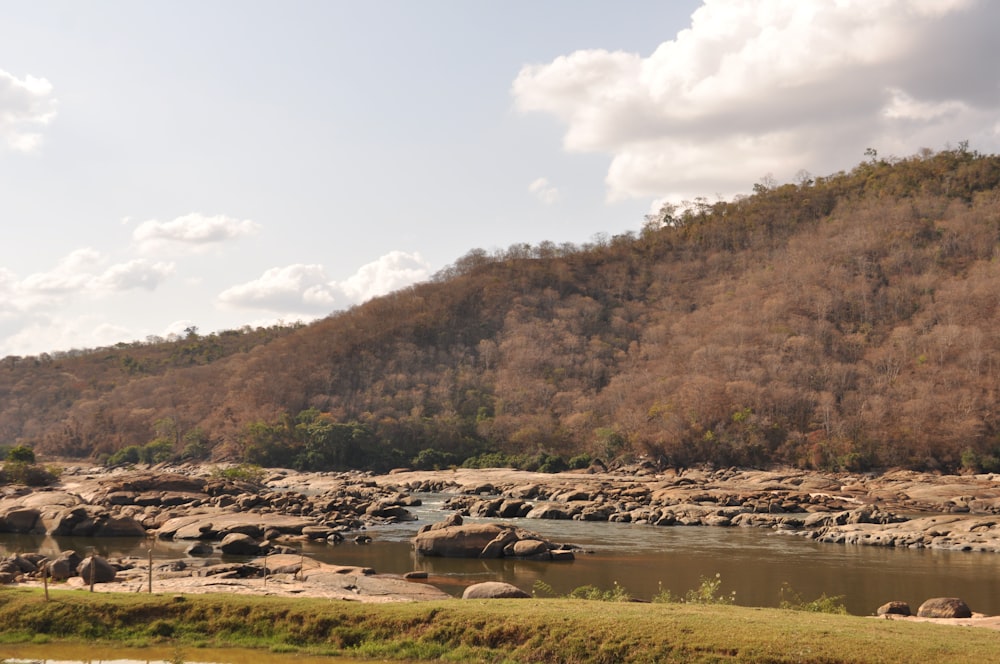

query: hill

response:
[3,146,1000,474]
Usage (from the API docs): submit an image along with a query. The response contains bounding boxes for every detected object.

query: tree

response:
[6,444,35,463]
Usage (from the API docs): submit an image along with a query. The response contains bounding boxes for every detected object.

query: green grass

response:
[1,587,997,663]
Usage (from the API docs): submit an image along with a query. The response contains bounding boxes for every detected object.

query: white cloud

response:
[512,0,1000,202]
[19,249,173,298]
[218,251,431,316]
[0,249,174,323]
[218,263,332,313]
[92,259,175,291]
[0,244,179,356]
[337,251,432,302]
[133,213,260,254]
[528,177,560,204]
[0,313,135,356]
[0,68,57,152]
[20,248,103,295]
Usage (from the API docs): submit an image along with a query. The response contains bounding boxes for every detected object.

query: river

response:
[3,493,998,618]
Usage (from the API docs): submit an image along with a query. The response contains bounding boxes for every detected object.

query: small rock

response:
[876,601,911,616]
[186,542,214,556]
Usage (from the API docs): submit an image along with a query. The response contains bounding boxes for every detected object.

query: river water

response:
[2,494,999,619]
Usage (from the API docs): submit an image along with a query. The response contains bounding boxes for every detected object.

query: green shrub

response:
[411,448,459,470]
[210,464,267,485]
[106,445,142,466]
[567,582,632,602]
[651,582,676,603]
[532,580,632,602]
[0,460,59,486]
[779,583,848,614]
[105,439,176,467]
[140,438,175,464]
[6,444,36,464]
[684,574,736,605]
[568,453,593,470]
[654,574,735,605]
[534,453,568,474]
[462,451,519,469]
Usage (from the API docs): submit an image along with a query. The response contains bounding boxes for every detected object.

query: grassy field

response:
[1,587,997,663]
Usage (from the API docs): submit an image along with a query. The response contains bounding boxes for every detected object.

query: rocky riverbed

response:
[2,463,1000,609]
[371,465,1000,553]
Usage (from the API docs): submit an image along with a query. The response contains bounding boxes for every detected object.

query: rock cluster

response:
[388,467,1000,554]
[413,514,575,560]
[1,549,450,602]
[0,551,118,585]
[0,468,418,555]
[877,597,976,619]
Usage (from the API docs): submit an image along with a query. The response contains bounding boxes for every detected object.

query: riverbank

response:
[1,587,998,663]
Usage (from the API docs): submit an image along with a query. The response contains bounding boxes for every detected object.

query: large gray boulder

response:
[462,581,530,599]
[413,523,508,557]
[78,555,117,583]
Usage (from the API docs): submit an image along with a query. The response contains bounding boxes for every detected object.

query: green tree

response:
[6,445,36,464]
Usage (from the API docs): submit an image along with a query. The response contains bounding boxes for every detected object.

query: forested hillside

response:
[3,148,1000,474]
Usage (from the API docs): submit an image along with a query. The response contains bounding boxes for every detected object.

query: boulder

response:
[0,506,41,533]
[413,523,509,558]
[419,512,462,532]
[84,472,206,501]
[301,525,335,540]
[462,581,530,599]
[93,515,146,537]
[51,505,108,536]
[77,555,117,584]
[48,550,82,580]
[509,539,550,558]
[186,542,215,556]
[365,502,415,520]
[876,601,911,616]
[525,503,575,520]
[413,520,572,561]
[917,597,972,619]
[1,554,37,574]
[498,500,531,518]
[480,529,520,559]
[219,533,262,556]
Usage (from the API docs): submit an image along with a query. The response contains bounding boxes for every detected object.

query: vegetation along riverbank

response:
[1,587,999,664]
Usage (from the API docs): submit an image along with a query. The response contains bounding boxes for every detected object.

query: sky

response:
[1,0,998,357]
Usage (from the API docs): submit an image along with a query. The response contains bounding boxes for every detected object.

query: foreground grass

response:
[1,587,997,663]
